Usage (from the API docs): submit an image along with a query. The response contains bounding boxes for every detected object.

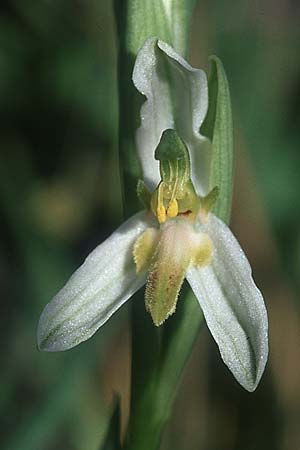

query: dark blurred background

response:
[0,1,299,449]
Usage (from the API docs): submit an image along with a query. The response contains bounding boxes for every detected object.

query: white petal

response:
[187,214,268,391]
[37,211,154,352]
[133,38,210,195]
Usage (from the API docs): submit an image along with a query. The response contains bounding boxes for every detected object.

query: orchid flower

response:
[37,38,268,392]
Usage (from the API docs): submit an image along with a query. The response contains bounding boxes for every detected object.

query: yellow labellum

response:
[145,222,190,326]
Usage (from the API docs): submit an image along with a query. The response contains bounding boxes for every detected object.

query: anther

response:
[166,160,179,219]
[167,199,178,218]
[156,182,166,223]
[157,205,166,223]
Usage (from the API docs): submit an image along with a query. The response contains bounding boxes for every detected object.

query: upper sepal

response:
[133,38,210,195]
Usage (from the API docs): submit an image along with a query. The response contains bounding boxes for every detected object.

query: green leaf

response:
[201,55,234,224]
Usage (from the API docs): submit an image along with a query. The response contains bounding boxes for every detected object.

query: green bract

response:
[37,39,268,392]
[201,56,234,223]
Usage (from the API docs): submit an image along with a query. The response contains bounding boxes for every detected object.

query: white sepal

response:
[187,214,268,391]
[133,38,210,195]
[37,211,153,352]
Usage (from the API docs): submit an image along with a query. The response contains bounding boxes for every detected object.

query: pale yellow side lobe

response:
[191,233,213,267]
[133,228,159,273]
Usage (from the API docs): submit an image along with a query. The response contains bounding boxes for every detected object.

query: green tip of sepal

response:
[136,179,151,208]
[201,186,220,214]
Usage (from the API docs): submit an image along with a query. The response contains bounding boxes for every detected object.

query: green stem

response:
[124,289,203,450]
[114,1,202,449]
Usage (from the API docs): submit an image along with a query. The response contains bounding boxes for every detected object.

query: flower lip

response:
[139,219,213,326]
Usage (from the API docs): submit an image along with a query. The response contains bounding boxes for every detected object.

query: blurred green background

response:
[0,1,299,449]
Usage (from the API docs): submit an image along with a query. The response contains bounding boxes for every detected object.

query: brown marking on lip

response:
[168,271,180,288]
[148,269,158,287]
[178,210,192,216]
